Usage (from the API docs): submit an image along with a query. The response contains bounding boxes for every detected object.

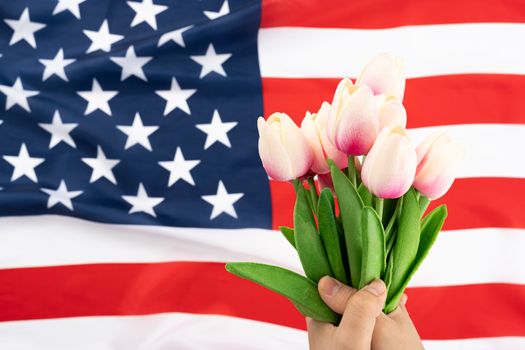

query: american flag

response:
[0,0,524,349]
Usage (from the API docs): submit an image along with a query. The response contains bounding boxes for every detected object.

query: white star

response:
[196,110,237,150]
[155,77,196,116]
[38,110,78,149]
[41,180,83,211]
[4,8,46,48]
[3,143,45,182]
[122,183,164,217]
[158,147,200,186]
[110,46,152,81]
[158,25,193,48]
[190,44,232,79]
[204,0,230,20]
[83,20,124,54]
[127,0,168,30]
[53,0,87,19]
[77,78,118,116]
[201,181,244,219]
[81,146,120,184]
[0,77,39,112]
[116,113,158,151]
[38,48,76,82]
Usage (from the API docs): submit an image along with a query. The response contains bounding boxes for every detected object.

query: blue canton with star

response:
[0,0,271,229]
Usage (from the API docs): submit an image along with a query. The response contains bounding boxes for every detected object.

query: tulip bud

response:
[380,99,407,130]
[327,78,380,156]
[257,113,313,181]
[301,102,348,174]
[413,132,464,200]
[361,125,417,199]
[356,53,406,101]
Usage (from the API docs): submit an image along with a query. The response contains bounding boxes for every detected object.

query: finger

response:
[385,294,409,320]
[400,293,408,307]
[318,276,357,314]
[306,317,334,349]
[337,279,388,348]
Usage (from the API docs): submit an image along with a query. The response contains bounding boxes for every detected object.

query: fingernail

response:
[319,276,341,297]
[365,279,386,296]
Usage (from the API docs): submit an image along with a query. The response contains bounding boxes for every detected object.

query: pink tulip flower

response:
[413,132,464,200]
[356,53,406,101]
[361,125,417,199]
[257,113,313,181]
[327,78,380,156]
[301,102,348,174]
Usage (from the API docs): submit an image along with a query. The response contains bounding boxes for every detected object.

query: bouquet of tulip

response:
[226,54,464,323]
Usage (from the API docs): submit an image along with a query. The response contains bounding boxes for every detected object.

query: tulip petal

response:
[334,85,380,155]
[357,53,406,101]
[327,78,355,144]
[280,113,313,179]
[257,117,294,181]
[316,102,348,170]
[301,111,328,174]
[380,99,407,129]
[414,138,464,199]
[362,126,417,199]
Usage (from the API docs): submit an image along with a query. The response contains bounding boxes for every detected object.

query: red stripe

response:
[271,178,525,231]
[1,262,524,339]
[261,0,525,28]
[262,75,525,128]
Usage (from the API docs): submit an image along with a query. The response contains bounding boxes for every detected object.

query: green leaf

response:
[294,185,333,283]
[384,253,394,291]
[329,160,364,288]
[318,188,349,284]
[226,262,340,324]
[336,217,350,276]
[278,226,296,249]
[385,228,397,259]
[387,188,420,304]
[358,183,373,207]
[385,205,447,313]
[359,206,386,288]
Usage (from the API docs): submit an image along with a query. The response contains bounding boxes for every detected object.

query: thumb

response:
[338,279,387,344]
[318,276,357,314]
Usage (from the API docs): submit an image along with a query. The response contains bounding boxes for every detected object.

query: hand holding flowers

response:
[226,54,464,321]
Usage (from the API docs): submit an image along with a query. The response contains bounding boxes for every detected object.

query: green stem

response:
[347,155,356,187]
[375,197,384,222]
[418,194,431,219]
[307,177,319,213]
[385,197,403,242]
[292,179,301,193]
[355,156,363,186]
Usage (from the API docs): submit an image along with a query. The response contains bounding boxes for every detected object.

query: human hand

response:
[306,276,424,350]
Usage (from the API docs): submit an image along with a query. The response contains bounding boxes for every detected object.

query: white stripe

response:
[0,313,308,350]
[1,215,525,287]
[0,313,523,350]
[411,227,525,286]
[258,24,525,78]
[0,214,300,271]
[407,124,525,179]
[423,337,525,350]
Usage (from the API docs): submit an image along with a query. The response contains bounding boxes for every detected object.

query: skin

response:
[307,276,424,350]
